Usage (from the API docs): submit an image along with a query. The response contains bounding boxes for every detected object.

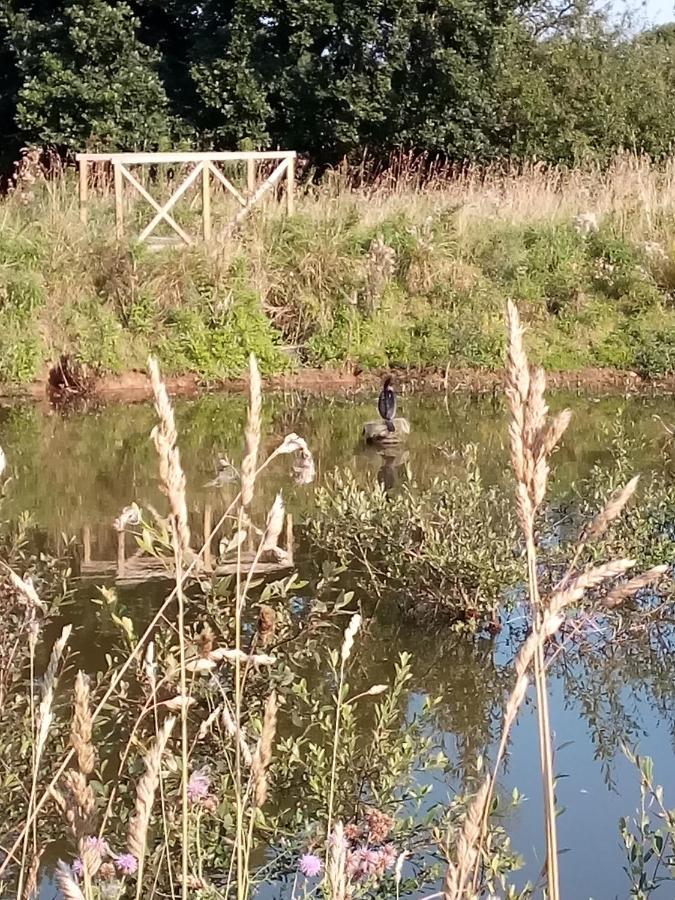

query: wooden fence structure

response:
[76,150,296,245]
[78,503,294,587]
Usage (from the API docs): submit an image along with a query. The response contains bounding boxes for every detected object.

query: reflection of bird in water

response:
[377,459,396,492]
[376,448,409,494]
[378,376,396,433]
[204,456,239,488]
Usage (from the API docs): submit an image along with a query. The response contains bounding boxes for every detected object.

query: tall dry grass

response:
[280,153,675,245]
[9,151,675,241]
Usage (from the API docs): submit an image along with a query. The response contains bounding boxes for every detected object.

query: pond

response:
[1,388,674,899]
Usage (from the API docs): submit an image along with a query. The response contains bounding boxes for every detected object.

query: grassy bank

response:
[5,154,675,387]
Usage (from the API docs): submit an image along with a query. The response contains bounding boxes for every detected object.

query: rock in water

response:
[363,418,410,444]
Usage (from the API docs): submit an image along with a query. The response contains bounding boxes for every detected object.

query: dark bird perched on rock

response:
[378,376,396,433]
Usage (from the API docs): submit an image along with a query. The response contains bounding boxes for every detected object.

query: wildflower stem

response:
[235,506,245,900]
[326,659,346,859]
[16,635,37,900]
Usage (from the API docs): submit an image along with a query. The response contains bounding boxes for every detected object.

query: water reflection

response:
[372,446,410,493]
[0,390,669,536]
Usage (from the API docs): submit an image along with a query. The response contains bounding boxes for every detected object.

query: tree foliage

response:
[3,0,174,151]
[1,0,675,165]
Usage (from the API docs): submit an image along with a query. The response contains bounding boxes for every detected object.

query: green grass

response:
[4,164,675,384]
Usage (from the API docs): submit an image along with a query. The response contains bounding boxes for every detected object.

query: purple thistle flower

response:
[348,846,384,880]
[72,858,84,879]
[115,853,138,876]
[299,853,322,878]
[187,771,211,803]
[84,835,109,857]
[381,843,398,870]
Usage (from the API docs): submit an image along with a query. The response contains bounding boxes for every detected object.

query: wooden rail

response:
[76,150,297,245]
[78,506,294,587]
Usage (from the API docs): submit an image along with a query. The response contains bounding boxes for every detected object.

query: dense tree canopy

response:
[0,0,675,168]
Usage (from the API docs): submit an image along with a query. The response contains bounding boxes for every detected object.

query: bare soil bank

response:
[1,366,674,406]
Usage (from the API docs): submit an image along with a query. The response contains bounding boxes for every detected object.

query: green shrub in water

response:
[307,447,519,628]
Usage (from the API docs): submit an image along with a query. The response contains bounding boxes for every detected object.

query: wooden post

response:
[116,529,126,578]
[247,159,256,195]
[287,155,295,216]
[203,502,213,570]
[79,157,89,224]
[82,526,91,564]
[113,161,124,239]
[202,163,211,241]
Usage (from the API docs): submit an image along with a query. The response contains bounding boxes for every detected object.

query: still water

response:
[1,388,673,899]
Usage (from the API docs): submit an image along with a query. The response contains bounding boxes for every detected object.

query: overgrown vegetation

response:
[6,156,675,384]
[308,448,518,627]
[0,354,528,900]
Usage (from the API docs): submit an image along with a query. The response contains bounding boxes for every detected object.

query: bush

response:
[158,291,287,379]
[307,448,519,628]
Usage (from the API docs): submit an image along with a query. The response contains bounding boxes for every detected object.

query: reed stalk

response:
[242,691,278,893]
[128,716,176,898]
[148,355,191,899]
[17,622,39,899]
[233,354,261,899]
[326,613,361,856]
[325,822,348,900]
[16,624,71,899]
[504,301,560,899]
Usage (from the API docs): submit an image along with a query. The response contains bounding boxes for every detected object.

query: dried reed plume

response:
[241,354,262,508]
[603,564,669,608]
[149,355,191,898]
[502,300,565,900]
[251,692,277,808]
[36,625,72,761]
[221,702,253,766]
[63,769,95,842]
[197,704,223,741]
[148,356,191,556]
[63,672,96,842]
[4,567,47,613]
[22,849,43,900]
[55,861,85,900]
[341,613,362,662]
[582,475,640,542]
[444,780,489,898]
[71,672,94,775]
[445,557,641,899]
[325,822,348,900]
[127,716,176,877]
[327,614,363,851]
